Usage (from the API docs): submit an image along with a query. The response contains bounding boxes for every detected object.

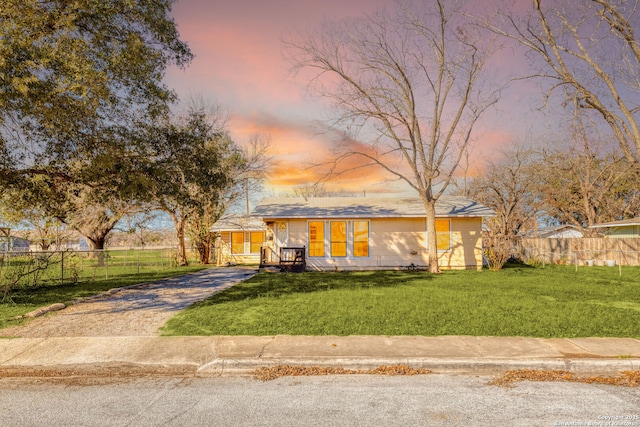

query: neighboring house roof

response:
[210,215,266,232]
[253,196,495,219]
[522,224,584,238]
[589,218,640,229]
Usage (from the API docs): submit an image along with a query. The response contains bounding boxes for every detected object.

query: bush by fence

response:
[521,238,640,266]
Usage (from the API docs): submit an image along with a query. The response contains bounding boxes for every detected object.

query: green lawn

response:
[160,264,640,338]
[0,265,207,330]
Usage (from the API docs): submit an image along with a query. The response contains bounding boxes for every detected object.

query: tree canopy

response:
[0,0,194,252]
[145,106,247,265]
[491,0,640,164]
[0,0,192,180]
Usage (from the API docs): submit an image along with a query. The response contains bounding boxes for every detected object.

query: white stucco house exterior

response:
[252,196,495,271]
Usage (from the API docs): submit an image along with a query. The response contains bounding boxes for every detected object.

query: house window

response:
[308,221,325,257]
[231,232,244,254]
[250,232,264,254]
[330,221,347,257]
[436,219,451,252]
[353,221,369,257]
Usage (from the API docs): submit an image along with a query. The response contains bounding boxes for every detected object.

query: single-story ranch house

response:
[590,218,640,238]
[252,196,495,271]
[210,215,266,266]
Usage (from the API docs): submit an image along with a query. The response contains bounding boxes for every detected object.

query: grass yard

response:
[160,264,640,338]
[0,265,207,330]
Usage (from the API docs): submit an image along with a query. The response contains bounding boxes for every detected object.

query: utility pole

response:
[245,178,250,216]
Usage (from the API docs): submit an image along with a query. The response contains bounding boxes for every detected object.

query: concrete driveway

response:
[0,267,257,338]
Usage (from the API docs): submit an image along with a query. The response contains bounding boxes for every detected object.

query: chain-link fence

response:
[0,248,179,290]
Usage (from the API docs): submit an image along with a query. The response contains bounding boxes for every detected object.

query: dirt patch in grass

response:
[489,369,640,387]
[252,364,432,381]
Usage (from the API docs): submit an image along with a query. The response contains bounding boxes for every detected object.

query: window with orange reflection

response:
[435,219,451,251]
[231,232,244,254]
[353,221,369,257]
[330,221,347,257]
[308,221,324,257]
[250,232,264,254]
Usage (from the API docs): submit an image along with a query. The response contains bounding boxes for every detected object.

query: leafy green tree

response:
[147,108,246,265]
[0,185,66,251]
[186,132,272,264]
[1,0,192,239]
[2,129,152,253]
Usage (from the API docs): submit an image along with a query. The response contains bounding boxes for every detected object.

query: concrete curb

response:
[197,357,640,376]
[2,336,640,377]
[2,357,638,377]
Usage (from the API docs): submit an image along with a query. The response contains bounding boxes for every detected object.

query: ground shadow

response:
[191,270,433,306]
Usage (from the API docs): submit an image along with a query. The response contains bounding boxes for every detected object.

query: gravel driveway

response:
[0,267,257,338]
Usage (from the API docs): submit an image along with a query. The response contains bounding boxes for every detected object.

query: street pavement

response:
[1,267,639,377]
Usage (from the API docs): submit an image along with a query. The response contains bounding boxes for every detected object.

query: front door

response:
[275,222,288,255]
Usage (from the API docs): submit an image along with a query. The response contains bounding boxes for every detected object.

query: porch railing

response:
[260,246,306,272]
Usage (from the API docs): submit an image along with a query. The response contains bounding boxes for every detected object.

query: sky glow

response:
[164,0,549,197]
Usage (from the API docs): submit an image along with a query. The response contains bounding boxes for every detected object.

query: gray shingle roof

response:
[253,197,495,219]
[210,215,266,232]
[590,217,640,228]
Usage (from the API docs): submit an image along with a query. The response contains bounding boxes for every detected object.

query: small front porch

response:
[260,246,306,272]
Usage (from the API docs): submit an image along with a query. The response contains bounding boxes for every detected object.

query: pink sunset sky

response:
[164,0,548,196]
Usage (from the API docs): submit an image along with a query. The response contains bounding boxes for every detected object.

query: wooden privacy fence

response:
[521,238,640,266]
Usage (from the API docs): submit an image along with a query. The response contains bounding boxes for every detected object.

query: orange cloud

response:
[228,111,411,193]
[166,0,549,198]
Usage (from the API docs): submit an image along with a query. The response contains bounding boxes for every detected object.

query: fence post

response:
[105,250,109,280]
[618,250,622,276]
[61,250,64,285]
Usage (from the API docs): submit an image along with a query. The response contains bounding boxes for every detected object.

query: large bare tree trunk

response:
[86,236,106,251]
[174,216,188,266]
[423,199,440,274]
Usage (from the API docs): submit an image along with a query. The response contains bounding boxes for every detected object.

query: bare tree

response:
[120,210,161,248]
[491,0,640,164]
[467,145,541,269]
[232,133,273,215]
[535,143,640,232]
[290,183,333,199]
[469,145,540,240]
[284,0,501,272]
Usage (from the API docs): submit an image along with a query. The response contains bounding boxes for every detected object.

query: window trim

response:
[308,220,325,257]
[249,231,265,254]
[307,219,371,259]
[352,220,370,258]
[230,231,245,255]
[435,219,452,253]
[330,220,348,257]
